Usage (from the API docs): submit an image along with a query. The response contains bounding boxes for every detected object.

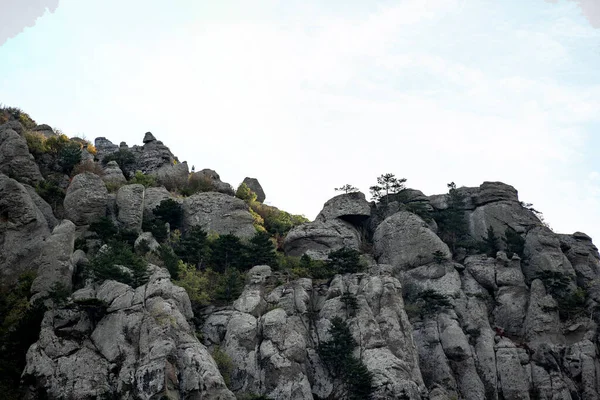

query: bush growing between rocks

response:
[503,228,525,258]
[212,346,233,388]
[0,106,36,128]
[128,171,157,188]
[102,149,136,178]
[89,241,149,287]
[236,182,257,203]
[35,180,65,211]
[433,182,472,254]
[326,247,365,275]
[72,160,105,177]
[318,316,374,399]
[180,173,214,196]
[153,199,184,231]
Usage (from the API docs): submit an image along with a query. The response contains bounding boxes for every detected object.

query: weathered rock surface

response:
[195,169,234,195]
[102,160,127,184]
[0,128,44,185]
[134,232,160,254]
[183,192,256,238]
[23,184,58,230]
[94,137,119,161]
[0,120,25,135]
[242,177,266,203]
[30,220,76,301]
[152,161,189,189]
[0,174,50,286]
[316,191,371,224]
[116,184,145,232]
[64,172,109,226]
[283,218,361,260]
[374,211,451,270]
[143,186,173,218]
[202,266,426,399]
[23,266,235,400]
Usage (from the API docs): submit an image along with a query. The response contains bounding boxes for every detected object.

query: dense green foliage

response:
[0,106,36,128]
[247,231,278,267]
[0,273,46,399]
[153,199,184,230]
[209,234,248,272]
[503,228,525,258]
[235,182,258,203]
[35,180,65,211]
[102,149,137,178]
[129,171,157,188]
[481,226,501,257]
[249,202,308,238]
[319,317,374,399]
[176,226,210,267]
[89,241,149,287]
[326,247,365,274]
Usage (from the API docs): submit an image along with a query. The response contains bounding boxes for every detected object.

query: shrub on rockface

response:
[433,182,471,254]
[129,171,157,188]
[89,241,149,287]
[102,149,136,178]
[153,199,184,231]
[176,226,210,268]
[326,247,365,275]
[318,317,374,400]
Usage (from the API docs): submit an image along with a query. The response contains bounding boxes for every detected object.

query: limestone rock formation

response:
[23,266,235,400]
[116,184,145,232]
[63,172,109,226]
[143,186,173,218]
[94,137,119,161]
[183,192,255,238]
[0,120,24,135]
[195,169,235,195]
[30,220,76,302]
[0,174,50,287]
[0,128,44,185]
[283,218,361,260]
[102,160,127,184]
[202,266,426,399]
[23,184,58,230]
[242,177,266,202]
[316,191,371,224]
[373,211,451,270]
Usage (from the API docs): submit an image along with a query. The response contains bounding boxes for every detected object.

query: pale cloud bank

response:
[547,0,600,28]
[0,0,60,46]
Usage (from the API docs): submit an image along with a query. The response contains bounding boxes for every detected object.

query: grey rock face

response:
[64,172,109,226]
[152,161,189,189]
[116,184,145,232]
[143,131,157,143]
[0,128,44,185]
[373,211,451,270]
[183,192,256,239]
[0,120,24,135]
[30,220,76,301]
[473,181,519,206]
[316,192,371,224]
[102,160,127,184]
[23,184,58,230]
[0,174,50,287]
[143,186,173,218]
[242,177,266,202]
[134,232,160,254]
[283,218,361,260]
[523,226,576,281]
[137,139,177,174]
[195,169,235,195]
[94,137,119,161]
[202,267,426,399]
[23,267,235,400]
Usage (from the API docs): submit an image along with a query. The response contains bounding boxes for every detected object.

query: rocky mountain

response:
[0,109,599,400]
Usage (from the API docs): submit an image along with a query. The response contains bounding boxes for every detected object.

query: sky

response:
[1,0,599,243]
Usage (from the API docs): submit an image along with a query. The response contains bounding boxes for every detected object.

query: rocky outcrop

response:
[24,184,58,230]
[102,160,127,184]
[374,211,451,270]
[283,218,361,260]
[152,161,189,189]
[94,137,119,161]
[0,120,25,135]
[23,266,235,399]
[143,186,174,218]
[0,128,44,185]
[0,174,50,286]
[63,172,109,226]
[316,191,371,224]
[183,192,256,238]
[137,137,177,174]
[202,266,426,399]
[195,169,234,195]
[30,220,76,302]
[242,177,266,203]
[116,184,145,232]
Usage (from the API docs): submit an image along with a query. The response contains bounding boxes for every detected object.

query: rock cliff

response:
[0,116,598,400]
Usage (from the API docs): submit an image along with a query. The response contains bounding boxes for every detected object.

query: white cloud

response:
[0,0,60,46]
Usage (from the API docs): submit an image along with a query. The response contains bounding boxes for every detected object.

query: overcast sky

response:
[1,0,599,243]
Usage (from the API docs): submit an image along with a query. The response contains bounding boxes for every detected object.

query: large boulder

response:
[63,172,109,226]
[143,186,173,218]
[31,220,76,301]
[0,120,24,135]
[523,226,576,281]
[373,211,451,270]
[195,169,234,196]
[102,160,127,184]
[183,192,256,238]
[283,218,361,260]
[316,192,371,225]
[0,174,51,287]
[23,184,58,230]
[137,136,177,174]
[116,184,145,232]
[152,161,189,190]
[23,266,236,399]
[473,182,519,206]
[242,177,266,203]
[0,128,44,185]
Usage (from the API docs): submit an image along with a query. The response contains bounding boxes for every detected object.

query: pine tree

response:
[246,231,277,267]
[369,173,407,203]
[209,234,247,272]
[153,199,183,230]
[326,247,364,274]
[176,226,210,267]
[482,226,501,257]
